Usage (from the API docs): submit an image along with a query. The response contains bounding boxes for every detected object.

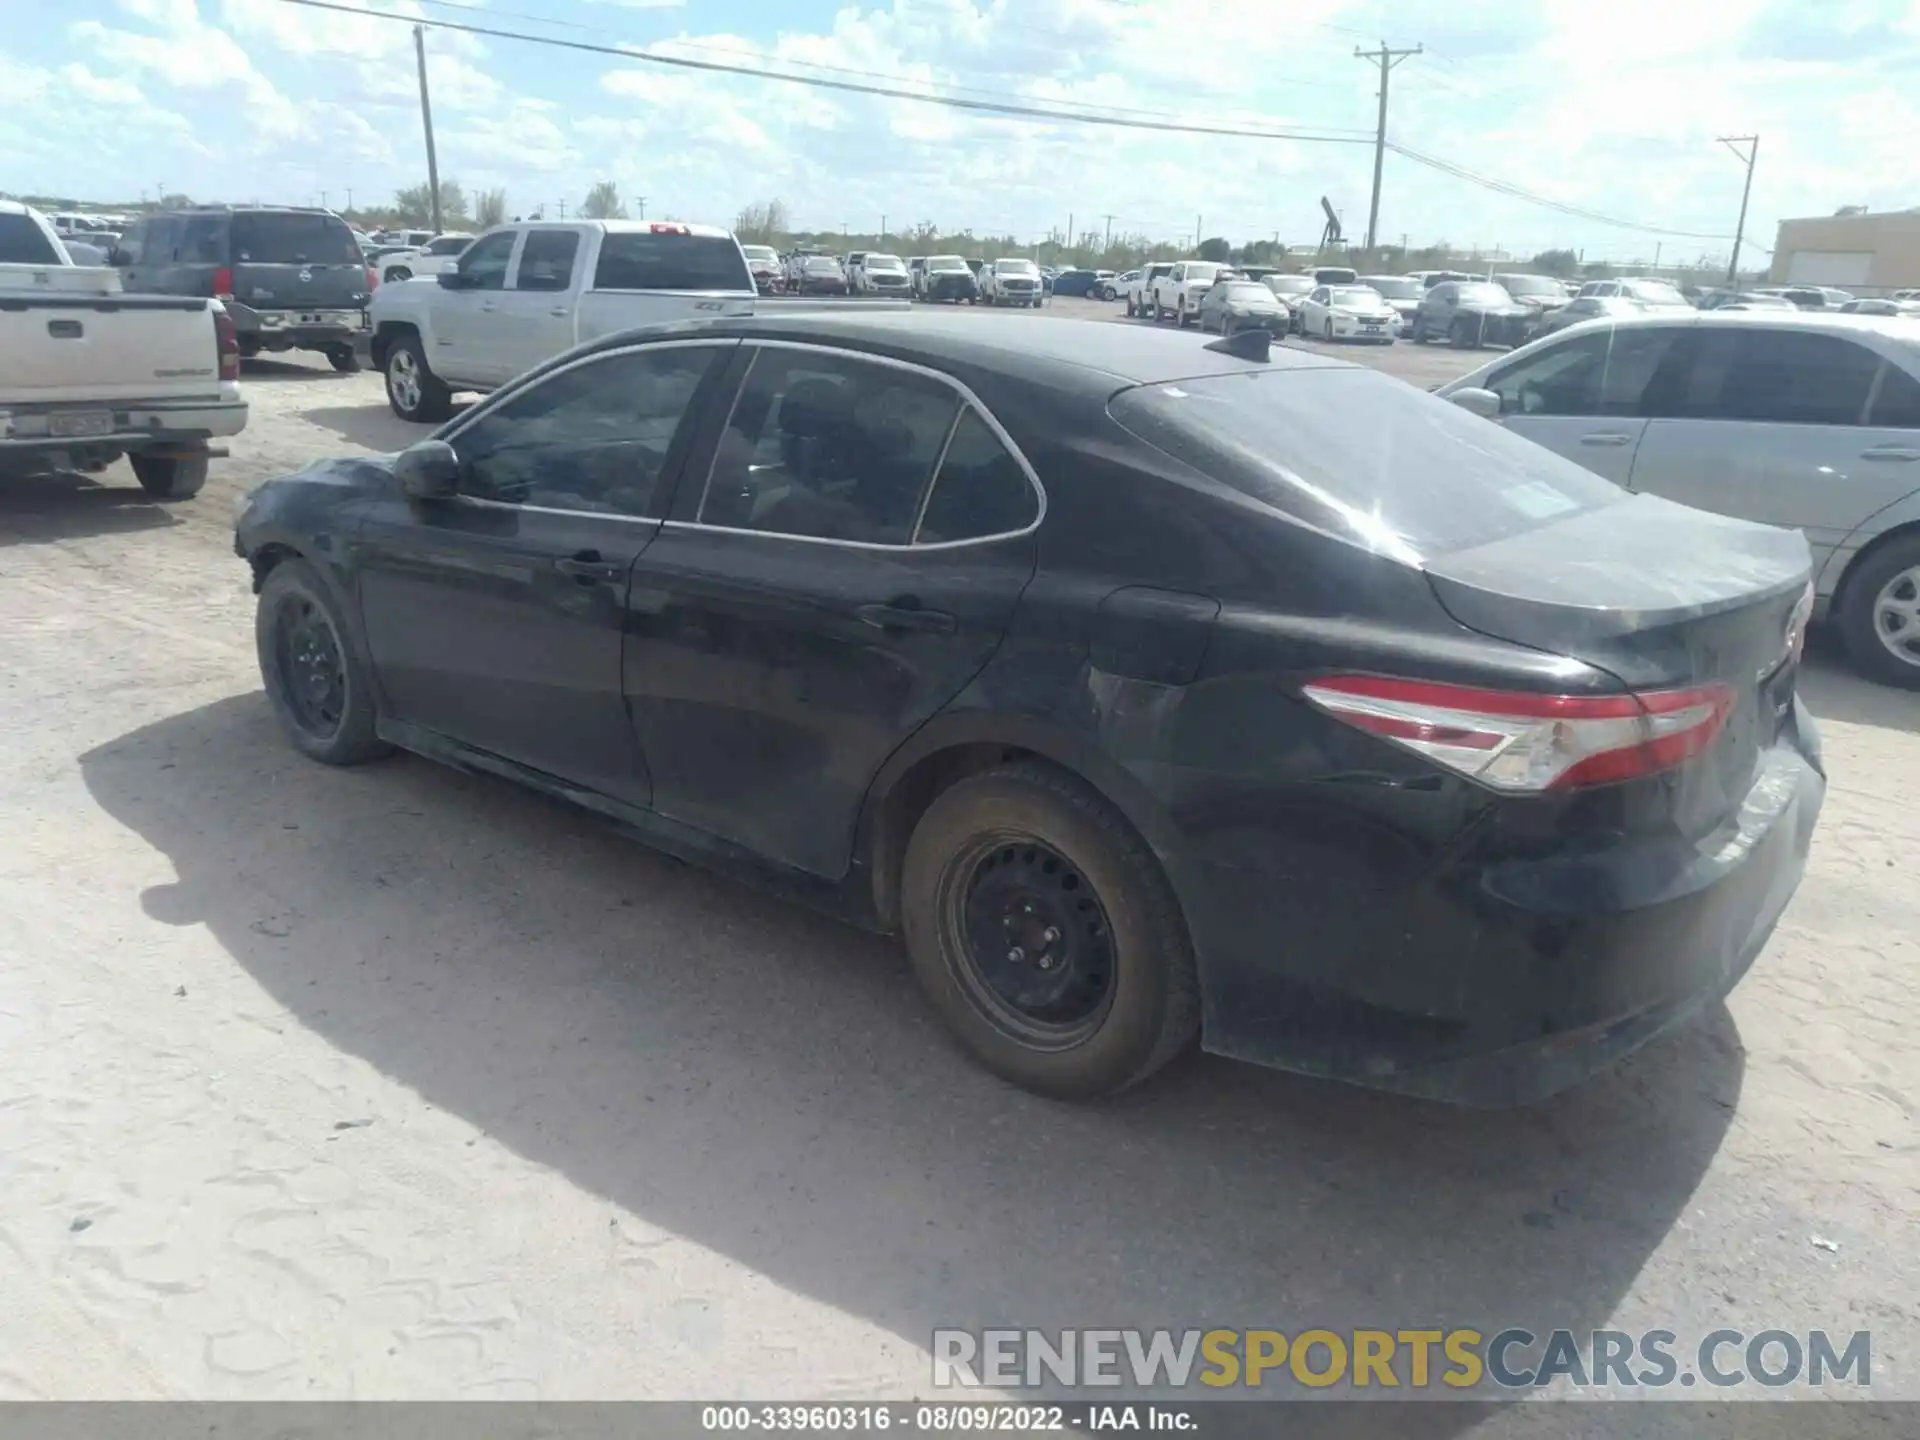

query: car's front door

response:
[495,228,583,379]
[427,229,519,387]
[1478,322,1681,484]
[1627,326,1918,574]
[622,342,1042,878]
[354,340,737,804]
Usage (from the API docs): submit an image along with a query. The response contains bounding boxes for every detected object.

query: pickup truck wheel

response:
[325,345,361,373]
[130,452,207,500]
[256,558,391,766]
[900,762,1200,1099]
[384,334,453,423]
[383,266,411,284]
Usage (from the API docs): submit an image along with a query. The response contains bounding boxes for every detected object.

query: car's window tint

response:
[1488,325,1677,417]
[0,213,64,265]
[916,409,1038,543]
[700,349,960,544]
[1675,329,1878,425]
[456,231,515,291]
[180,214,226,264]
[1870,360,1920,428]
[115,221,147,264]
[230,212,359,264]
[593,233,753,291]
[514,230,578,292]
[452,346,722,515]
[144,216,183,262]
[1111,368,1625,558]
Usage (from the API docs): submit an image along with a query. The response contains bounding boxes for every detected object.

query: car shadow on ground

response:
[80,694,1747,1427]
[239,356,352,382]
[1797,627,1920,733]
[298,404,441,454]
[0,469,180,547]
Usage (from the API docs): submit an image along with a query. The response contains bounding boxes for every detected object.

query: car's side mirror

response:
[1448,387,1502,420]
[394,439,461,499]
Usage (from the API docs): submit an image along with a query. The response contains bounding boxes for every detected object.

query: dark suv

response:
[114,207,372,371]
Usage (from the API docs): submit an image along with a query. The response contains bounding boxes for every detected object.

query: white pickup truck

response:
[1152,260,1230,326]
[0,201,246,499]
[369,219,759,422]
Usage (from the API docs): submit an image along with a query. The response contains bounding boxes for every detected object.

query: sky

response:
[3,0,1918,264]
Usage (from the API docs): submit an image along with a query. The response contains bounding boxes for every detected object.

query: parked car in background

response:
[1110,269,1140,301]
[372,228,437,249]
[1197,278,1290,337]
[842,251,870,290]
[1413,270,1472,289]
[856,252,912,297]
[795,254,850,296]
[1051,269,1117,299]
[1699,290,1798,312]
[1311,265,1358,286]
[1839,297,1920,317]
[1412,280,1530,348]
[1,200,246,499]
[980,257,1043,307]
[1356,274,1425,328]
[114,205,372,371]
[1261,274,1317,331]
[1439,311,1920,686]
[238,308,1823,1106]
[918,255,978,303]
[1531,294,1646,336]
[1156,260,1229,325]
[741,243,782,294]
[1125,262,1173,318]
[371,219,755,421]
[378,232,474,284]
[1297,283,1398,343]
[1776,286,1856,310]
[1493,273,1571,329]
[1577,277,1692,310]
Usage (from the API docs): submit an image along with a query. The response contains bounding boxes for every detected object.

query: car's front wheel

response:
[1840,536,1920,688]
[900,763,1200,1098]
[254,557,392,765]
[383,332,453,422]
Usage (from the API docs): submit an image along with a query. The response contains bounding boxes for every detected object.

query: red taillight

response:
[649,222,691,235]
[214,306,240,381]
[367,264,379,291]
[1301,675,1734,792]
[212,265,234,300]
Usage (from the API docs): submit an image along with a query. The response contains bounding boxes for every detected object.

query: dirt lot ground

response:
[0,305,1914,1415]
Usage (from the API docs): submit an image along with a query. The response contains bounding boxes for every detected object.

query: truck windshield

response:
[0,214,65,265]
[594,233,754,291]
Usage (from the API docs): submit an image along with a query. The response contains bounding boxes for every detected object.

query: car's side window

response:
[1485,332,1611,416]
[1682,329,1881,426]
[116,222,146,265]
[513,230,579,292]
[181,215,225,264]
[915,409,1039,544]
[1869,362,1920,429]
[451,345,723,516]
[699,349,961,544]
[456,231,515,291]
[1310,287,1328,304]
[144,216,183,263]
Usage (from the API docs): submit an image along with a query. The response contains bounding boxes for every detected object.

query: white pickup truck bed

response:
[0,207,248,500]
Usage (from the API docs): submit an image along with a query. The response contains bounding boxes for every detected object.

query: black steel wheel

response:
[901,762,1199,1098]
[254,557,390,765]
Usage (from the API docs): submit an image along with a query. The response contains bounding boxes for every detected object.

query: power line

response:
[276,0,1377,145]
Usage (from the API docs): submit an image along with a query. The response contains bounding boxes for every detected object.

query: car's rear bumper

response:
[0,397,248,449]
[229,303,367,348]
[1185,712,1825,1105]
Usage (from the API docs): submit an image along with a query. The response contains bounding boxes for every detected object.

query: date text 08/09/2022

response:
[700,1405,1190,1432]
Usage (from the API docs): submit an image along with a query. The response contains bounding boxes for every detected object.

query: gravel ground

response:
[0,317,1913,1416]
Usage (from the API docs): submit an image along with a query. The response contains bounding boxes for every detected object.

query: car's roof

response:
[596,220,734,239]
[1575,309,1919,339]
[594,311,1354,390]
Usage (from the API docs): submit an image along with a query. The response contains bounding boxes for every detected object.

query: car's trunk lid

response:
[1424,492,1812,836]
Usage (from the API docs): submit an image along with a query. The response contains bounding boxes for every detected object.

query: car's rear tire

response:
[384,266,411,284]
[130,452,208,500]
[255,557,392,766]
[900,762,1200,1099]
[383,332,453,423]
[1324,318,1335,342]
[325,345,361,373]
[1450,317,1474,348]
[1839,535,1920,689]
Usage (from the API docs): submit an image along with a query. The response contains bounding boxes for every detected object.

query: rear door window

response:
[144,215,184,263]
[1674,329,1880,425]
[0,213,64,265]
[230,212,360,264]
[180,214,227,264]
[513,230,579,292]
[1869,360,1920,429]
[593,233,753,291]
[915,409,1039,543]
[1111,368,1625,558]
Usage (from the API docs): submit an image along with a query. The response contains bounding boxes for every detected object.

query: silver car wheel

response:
[387,349,422,412]
[1873,566,1920,667]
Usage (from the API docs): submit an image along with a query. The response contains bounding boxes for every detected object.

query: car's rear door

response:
[1477,322,1680,484]
[1627,325,1911,575]
[621,341,1042,878]
[354,339,737,805]
[229,211,368,319]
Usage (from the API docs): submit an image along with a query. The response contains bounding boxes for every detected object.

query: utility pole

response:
[881,213,887,237]
[1195,214,1202,250]
[636,196,646,219]
[346,187,354,213]
[557,198,567,220]
[1354,41,1422,253]
[1719,134,1759,284]
[1103,214,1114,250]
[1067,213,1073,251]
[413,25,443,233]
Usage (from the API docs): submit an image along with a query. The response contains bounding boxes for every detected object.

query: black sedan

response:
[236,313,1824,1104]
[1411,280,1533,348]
[1197,279,1292,337]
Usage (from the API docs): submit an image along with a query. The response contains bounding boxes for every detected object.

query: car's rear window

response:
[1110,368,1625,559]
[230,212,361,264]
[593,233,753,291]
[0,213,64,265]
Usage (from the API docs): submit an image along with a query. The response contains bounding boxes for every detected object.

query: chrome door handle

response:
[480,302,499,312]
[548,307,569,317]
[1580,433,1634,447]
[1861,446,1920,462]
